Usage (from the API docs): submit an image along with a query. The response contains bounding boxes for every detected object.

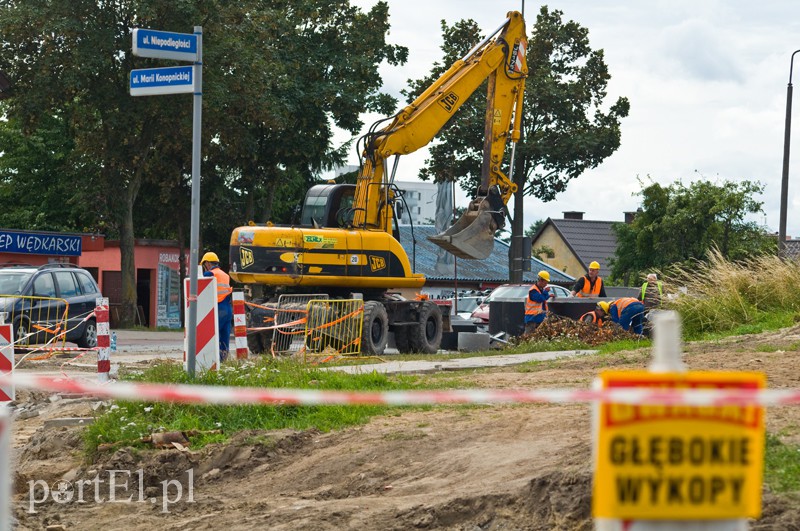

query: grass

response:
[765,435,800,493]
[84,358,462,457]
[664,250,800,339]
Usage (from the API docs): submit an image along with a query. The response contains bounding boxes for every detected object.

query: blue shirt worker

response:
[201,251,234,361]
[608,297,646,335]
[524,271,555,334]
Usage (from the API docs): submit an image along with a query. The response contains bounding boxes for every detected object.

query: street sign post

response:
[129,65,195,96]
[132,28,198,62]
[130,26,203,377]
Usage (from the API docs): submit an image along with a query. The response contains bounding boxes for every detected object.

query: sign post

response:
[131,26,202,377]
[593,312,763,530]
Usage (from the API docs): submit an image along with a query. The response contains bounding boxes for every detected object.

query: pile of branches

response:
[515,314,638,346]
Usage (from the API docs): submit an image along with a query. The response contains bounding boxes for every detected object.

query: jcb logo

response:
[369,255,386,272]
[240,247,254,269]
[438,91,459,113]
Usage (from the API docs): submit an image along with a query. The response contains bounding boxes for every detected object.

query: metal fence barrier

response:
[0,295,69,350]
[271,293,328,357]
[303,299,364,362]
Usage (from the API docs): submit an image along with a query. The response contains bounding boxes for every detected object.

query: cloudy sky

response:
[338,0,800,237]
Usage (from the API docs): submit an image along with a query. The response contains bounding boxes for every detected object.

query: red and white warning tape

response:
[2,372,800,407]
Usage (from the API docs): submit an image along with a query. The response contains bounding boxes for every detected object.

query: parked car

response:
[470,283,571,329]
[445,296,484,319]
[0,264,102,348]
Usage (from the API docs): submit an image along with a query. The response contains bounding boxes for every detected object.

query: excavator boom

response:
[355,11,528,259]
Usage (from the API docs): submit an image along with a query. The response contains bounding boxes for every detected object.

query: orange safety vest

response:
[576,276,603,298]
[611,297,639,314]
[210,267,233,303]
[580,311,604,326]
[525,284,547,317]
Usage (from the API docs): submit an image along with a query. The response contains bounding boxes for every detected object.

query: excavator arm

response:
[351,11,528,259]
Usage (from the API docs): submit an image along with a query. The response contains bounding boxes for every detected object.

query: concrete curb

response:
[330,349,598,375]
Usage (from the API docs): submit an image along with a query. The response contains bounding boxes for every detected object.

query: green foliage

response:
[0,0,407,315]
[665,250,800,338]
[525,219,546,237]
[611,178,776,282]
[84,358,454,456]
[404,7,629,201]
[0,114,104,232]
[532,244,555,260]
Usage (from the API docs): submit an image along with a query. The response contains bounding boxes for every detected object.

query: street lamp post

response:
[779,50,800,256]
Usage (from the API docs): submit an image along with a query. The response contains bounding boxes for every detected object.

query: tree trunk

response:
[119,188,137,328]
[114,121,153,328]
[260,178,277,223]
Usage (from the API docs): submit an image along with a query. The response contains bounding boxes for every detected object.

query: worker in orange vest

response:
[608,297,646,335]
[580,301,609,326]
[201,251,234,361]
[524,270,555,334]
[571,261,607,298]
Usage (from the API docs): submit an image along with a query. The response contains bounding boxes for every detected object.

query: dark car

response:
[0,264,102,348]
[470,283,571,329]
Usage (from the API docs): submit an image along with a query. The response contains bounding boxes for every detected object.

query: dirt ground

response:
[8,325,800,530]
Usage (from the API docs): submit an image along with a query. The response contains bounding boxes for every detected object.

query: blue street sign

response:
[132,28,198,62]
[130,66,195,96]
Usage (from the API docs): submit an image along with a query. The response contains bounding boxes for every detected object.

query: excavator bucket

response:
[428,195,503,260]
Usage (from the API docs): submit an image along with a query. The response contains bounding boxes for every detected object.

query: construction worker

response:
[639,273,663,309]
[581,301,609,326]
[524,270,555,334]
[571,261,607,298]
[201,251,234,361]
[607,297,646,335]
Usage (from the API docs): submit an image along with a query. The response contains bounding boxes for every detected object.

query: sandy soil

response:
[8,325,800,530]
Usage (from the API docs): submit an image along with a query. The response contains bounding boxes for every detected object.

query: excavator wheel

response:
[409,301,442,354]
[362,301,389,355]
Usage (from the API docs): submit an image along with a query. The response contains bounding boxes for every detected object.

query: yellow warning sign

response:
[592,370,765,520]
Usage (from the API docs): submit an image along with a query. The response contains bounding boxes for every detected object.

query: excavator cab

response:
[428,187,506,260]
[300,184,356,228]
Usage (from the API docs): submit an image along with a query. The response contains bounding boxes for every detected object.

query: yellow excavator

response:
[229,11,527,355]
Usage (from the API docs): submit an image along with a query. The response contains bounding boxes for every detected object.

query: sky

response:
[335,0,800,237]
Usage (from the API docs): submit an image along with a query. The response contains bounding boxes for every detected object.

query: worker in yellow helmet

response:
[580,301,609,326]
[571,260,607,298]
[201,251,234,361]
[524,270,555,334]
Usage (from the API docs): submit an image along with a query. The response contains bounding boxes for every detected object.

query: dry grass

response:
[664,249,800,337]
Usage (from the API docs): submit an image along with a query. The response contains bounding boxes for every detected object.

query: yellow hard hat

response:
[537,270,551,282]
[201,251,220,264]
[589,261,601,270]
[597,301,610,313]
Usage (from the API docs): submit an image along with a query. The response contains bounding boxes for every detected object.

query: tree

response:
[610,178,776,282]
[525,219,546,238]
[402,7,629,280]
[0,0,405,325]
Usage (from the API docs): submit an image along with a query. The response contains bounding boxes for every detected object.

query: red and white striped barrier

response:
[95,297,110,383]
[184,276,219,372]
[2,372,800,407]
[232,292,248,360]
[0,325,13,402]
